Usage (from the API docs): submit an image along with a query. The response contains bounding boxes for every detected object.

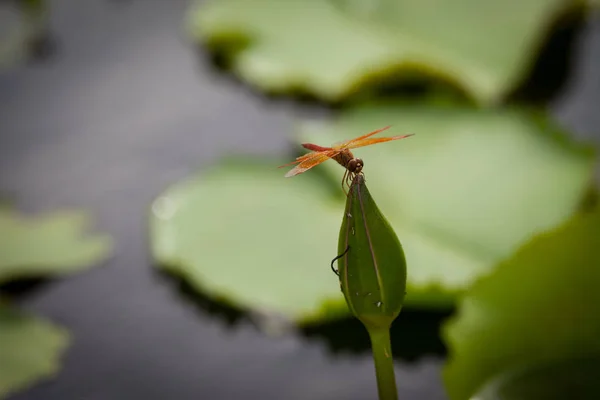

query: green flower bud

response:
[336,175,407,330]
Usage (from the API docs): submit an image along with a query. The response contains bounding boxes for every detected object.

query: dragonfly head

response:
[347,158,364,174]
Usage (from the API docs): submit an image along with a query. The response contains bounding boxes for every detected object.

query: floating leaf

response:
[150,159,345,323]
[298,102,596,307]
[0,206,114,284]
[0,300,69,399]
[442,207,600,400]
[0,0,49,70]
[151,103,594,324]
[473,357,600,400]
[189,0,579,105]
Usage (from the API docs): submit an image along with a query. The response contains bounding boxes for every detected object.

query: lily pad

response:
[297,102,596,306]
[0,206,114,284]
[0,301,69,399]
[473,357,600,400]
[189,0,577,105]
[151,102,595,323]
[151,158,347,323]
[0,0,48,70]
[442,207,600,400]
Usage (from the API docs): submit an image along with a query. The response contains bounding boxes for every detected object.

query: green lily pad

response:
[0,0,48,70]
[0,206,114,284]
[474,357,600,400]
[0,301,69,399]
[297,102,595,307]
[442,207,600,400]
[189,0,577,105]
[151,103,595,324]
[150,158,347,323]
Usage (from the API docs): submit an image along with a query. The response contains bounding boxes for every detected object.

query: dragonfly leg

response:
[341,169,348,196]
[345,172,355,195]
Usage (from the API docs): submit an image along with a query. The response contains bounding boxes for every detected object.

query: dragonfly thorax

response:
[333,150,363,174]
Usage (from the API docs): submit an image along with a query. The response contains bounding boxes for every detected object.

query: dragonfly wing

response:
[345,134,414,150]
[277,152,317,168]
[284,150,339,177]
[335,126,393,149]
[302,143,332,152]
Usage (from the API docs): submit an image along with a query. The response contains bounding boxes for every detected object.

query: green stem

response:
[367,326,398,400]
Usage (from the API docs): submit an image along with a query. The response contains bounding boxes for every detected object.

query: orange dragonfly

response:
[279,126,413,192]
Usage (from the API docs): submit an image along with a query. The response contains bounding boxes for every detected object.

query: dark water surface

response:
[1,1,599,399]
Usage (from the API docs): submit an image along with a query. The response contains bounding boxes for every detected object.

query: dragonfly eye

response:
[347,158,364,173]
[355,158,364,173]
[347,159,358,172]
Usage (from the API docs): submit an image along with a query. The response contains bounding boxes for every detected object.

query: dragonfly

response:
[279,126,414,193]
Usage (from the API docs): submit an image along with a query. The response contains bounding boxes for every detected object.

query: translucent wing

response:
[345,134,414,150]
[333,126,392,149]
[283,150,340,177]
[277,143,335,170]
[277,152,318,169]
[302,143,332,152]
